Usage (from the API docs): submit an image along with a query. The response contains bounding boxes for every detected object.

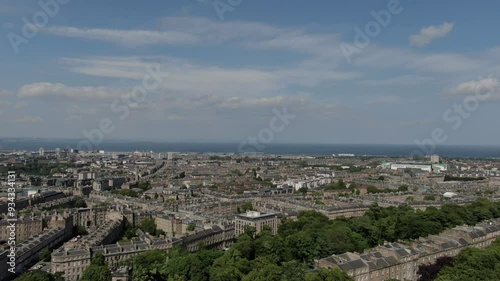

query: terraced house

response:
[316,219,500,281]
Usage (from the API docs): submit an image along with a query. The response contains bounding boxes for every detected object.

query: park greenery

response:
[114,199,500,280]
[323,179,347,191]
[110,189,138,197]
[13,270,64,281]
[122,218,165,240]
[237,202,254,213]
[0,162,73,176]
[14,198,500,281]
[434,238,500,281]
[423,195,436,201]
[136,181,152,191]
[73,198,88,208]
[81,254,111,281]
[39,248,51,262]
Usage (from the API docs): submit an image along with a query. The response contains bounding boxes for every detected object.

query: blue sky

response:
[1,0,500,145]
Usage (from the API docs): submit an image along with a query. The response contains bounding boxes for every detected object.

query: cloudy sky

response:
[1,0,499,145]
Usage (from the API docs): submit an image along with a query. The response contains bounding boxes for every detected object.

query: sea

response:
[0,139,499,158]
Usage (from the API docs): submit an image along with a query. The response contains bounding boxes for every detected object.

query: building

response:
[383,162,448,173]
[50,224,233,281]
[316,219,500,281]
[51,219,123,280]
[0,217,43,243]
[235,211,280,236]
[431,154,440,164]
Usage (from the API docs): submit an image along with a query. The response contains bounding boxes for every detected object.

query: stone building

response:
[51,224,233,280]
[316,220,500,281]
[0,217,43,243]
[235,211,280,236]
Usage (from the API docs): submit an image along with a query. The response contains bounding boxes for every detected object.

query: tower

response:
[430,154,440,164]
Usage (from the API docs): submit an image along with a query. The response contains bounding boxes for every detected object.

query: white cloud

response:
[42,17,283,47]
[354,45,482,74]
[217,96,307,109]
[43,26,200,47]
[61,57,154,80]
[18,82,126,101]
[409,22,454,47]
[59,56,357,99]
[43,17,346,62]
[360,75,433,87]
[444,78,500,100]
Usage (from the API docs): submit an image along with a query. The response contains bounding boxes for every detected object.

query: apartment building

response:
[316,220,500,281]
[235,211,280,236]
[0,217,43,243]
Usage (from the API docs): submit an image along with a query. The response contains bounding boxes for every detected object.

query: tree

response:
[305,268,354,281]
[80,265,111,281]
[324,180,347,191]
[140,218,158,235]
[285,231,319,265]
[74,198,87,208]
[39,248,51,262]
[398,185,409,192]
[132,249,167,281]
[14,270,63,281]
[417,256,454,281]
[187,223,196,231]
[435,239,500,281]
[111,189,138,197]
[240,202,254,212]
[91,253,106,266]
[209,249,250,281]
[138,181,152,191]
[73,225,88,236]
[280,260,306,281]
[233,233,255,260]
[80,253,110,281]
[424,195,436,201]
[298,187,309,195]
[242,258,282,281]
